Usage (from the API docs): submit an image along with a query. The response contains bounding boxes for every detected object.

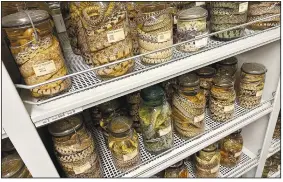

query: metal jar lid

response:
[196,67,216,78]
[169,160,184,168]
[202,143,218,152]
[2,153,25,178]
[212,75,234,88]
[178,73,200,87]
[241,63,267,75]
[2,10,50,28]
[98,99,121,114]
[141,85,165,107]
[48,115,83,137]
[177,7,208,20]
[2,138,15,152]
[219,57,238,65]
[108,116,133,137]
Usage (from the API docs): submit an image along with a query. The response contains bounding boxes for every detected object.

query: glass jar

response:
[272,151,281,171]
[164,160,189,178]
[172,73,206,139]
[238,63,267,109]
[196,67,216,107]
[176,7,208,53]
[195,143,220,178]
[2,138,16,157]
[273,115,280,139]
[2,10,71,98]
[108,116,141,171]
[126,91,142,133]
[209,76,236,122]
[216,57,238,82]
[2,153,32,178]
[137,4,174,65]
[262,157,274,178]
[48,115,102,178]
[126,2,139,55]
[160,78,177,105]
[220,130,243,167]
[210,2,248,41]
[139,85,173,154]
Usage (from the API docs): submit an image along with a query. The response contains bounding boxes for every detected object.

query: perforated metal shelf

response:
[268,138,280,158]
[89,101,273,178]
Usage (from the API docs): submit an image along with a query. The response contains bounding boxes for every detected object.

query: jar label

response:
[256,90,263,97]
[194,113,205,123]
[107,28,125,43]
[224,104,234,112]
[210,164,220,173]
[73,162,92,174]
[234,151,242,157]
[157,30,171,43]
[123,148,138,161]
[196,2,205,6]
[239,2,248,13]
[195,37,208,48]
[159,125,172,136]
[32,60,57,77]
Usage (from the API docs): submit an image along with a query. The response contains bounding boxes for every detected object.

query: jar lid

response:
[232,129,242,134]
[48,115,83,137]
[219,57,238,65]
[213,76,234,88]
[2,10,50,28]
[141,85,165,106]
[98,99,121,114]
[178,73,200,87]
[2,139,15,152]
[241,63,267,75]
[1,153,25,178]
[177,7,208,20]
[169,160,184,168]
[202,143,218,152]
[196,67,216,78]
[108,116,133,137]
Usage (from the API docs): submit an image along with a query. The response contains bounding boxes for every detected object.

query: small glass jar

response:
[209,76,236,122]
[2,10,71,98]
[238,63,267,109]
[176,7,208,53]
[2,153,32,178]
[126,91,142,133]
[164,160,189,178]
[195,143,221,178]
[172,73,206,139]
[196,67,216,107]
[48,115,102,178]
[220,129,243,167]
[216,57,238,82]
[273,115,280,139]
[139,85,173,155]
[108,116,140,171]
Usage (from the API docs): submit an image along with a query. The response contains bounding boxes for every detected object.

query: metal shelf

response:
[24,26,280,128]
[90,101,273,178]
[267,138,280,158]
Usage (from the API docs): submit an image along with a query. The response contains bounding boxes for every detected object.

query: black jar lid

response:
[196,67,216,78]
[98,99,121,114]
[218,57,238,66]
[169,160,184,168]
[141,85,165,107]
[212,75,234,88]
[108,116,133,137]
[241,63,267,75]
[178,73,200,87]
[48,115,83,137]
[2,10,50,28]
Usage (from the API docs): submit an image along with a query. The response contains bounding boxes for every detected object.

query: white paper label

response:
[157,30,171,43]
[159,125,172,136]
[196,2,205,6]
[239,2,248,13]
[194,113,205,123]
[123,149,138,161]
[73,162,91,174]
[107,28,125,43]
[52,14,66,33]
[33,60,56,77]
[195,37,208,48]
[224,104,235,112]
[234,151,242,157]
[256,90,263,97]
[211,164,220,173]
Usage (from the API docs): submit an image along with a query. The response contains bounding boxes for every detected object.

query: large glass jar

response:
[238,63,267,109]
[273,115,280,139]
[139,85,173,154]
[247,2,280,30]
[2,10,71,98]
[164,160,189,178]
[216,57,238,83]
[2,153,32,178]
[172,73,206,139]
[176,7,208,53]
[210,2,248,41]
[126,91,142,133]
[220,130,243,167]
[196,67,216,107]
[195,143,221,178]
[137,4,173,65]
[48,115,102,178]
[209,76,236,122]
[108,116,140,171]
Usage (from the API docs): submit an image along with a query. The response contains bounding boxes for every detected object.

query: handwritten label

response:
[107,28,125,43]
[33,60,56,77]
[239,2,248,13]
[123,149,138,161]
[159,125,172,136]
[73,162,91,174]
[224,104,235,112]
[211,164,220,173]
[234,151,242,157]
[196,2,205,6]
[52,14,66,33]
[194,113,205,123]
[195,37,208,48]
[157,30,171,43]
[256,90,263,97]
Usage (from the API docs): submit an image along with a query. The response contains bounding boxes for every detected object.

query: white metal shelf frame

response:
[267,138,280,158]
